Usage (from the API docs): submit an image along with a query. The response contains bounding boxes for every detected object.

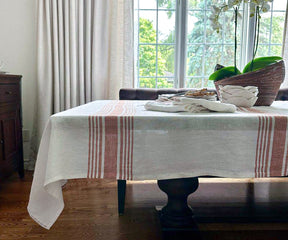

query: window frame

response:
[134,0,287,89]
[175,0,187,88]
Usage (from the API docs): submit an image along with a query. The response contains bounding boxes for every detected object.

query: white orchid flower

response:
[210,0,274,34]
[262,3,270,12]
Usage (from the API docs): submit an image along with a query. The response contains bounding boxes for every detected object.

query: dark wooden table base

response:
[157,177,199,228]
[156,176,288,239]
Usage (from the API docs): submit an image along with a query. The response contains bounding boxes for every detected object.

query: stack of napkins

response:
[145,97,236,113]
[219,85,258,108]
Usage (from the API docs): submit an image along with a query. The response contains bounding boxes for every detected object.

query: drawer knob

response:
[0,140,3,144]
[5,91,12,95]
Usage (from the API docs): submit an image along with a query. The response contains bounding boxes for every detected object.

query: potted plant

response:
[208,0,285,106]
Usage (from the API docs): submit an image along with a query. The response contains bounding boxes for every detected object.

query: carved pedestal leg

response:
[157,177,199,228]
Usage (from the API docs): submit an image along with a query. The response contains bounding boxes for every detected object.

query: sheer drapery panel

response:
[28,0,134,170]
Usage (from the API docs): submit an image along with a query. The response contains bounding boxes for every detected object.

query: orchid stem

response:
[251,6,260,71]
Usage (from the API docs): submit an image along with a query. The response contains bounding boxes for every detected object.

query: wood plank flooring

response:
[1,172,288,239]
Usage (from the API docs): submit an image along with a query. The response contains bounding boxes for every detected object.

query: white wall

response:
[0,0,37,160]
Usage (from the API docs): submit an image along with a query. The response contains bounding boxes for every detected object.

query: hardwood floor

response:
[1,172,288,240]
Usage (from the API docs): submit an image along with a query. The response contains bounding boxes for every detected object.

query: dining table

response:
[27,99,288,230]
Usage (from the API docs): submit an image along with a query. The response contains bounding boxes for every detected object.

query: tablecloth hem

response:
[44,174,86,187]
[27,205,64,230]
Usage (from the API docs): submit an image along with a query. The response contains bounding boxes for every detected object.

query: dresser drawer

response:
[0,84,20,104]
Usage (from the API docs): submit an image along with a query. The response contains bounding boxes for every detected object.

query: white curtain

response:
[29,0,134,169]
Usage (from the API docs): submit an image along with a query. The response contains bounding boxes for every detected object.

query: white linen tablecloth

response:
[28,100,288,229]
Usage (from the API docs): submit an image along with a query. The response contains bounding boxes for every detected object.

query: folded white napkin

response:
[145,97,236,113]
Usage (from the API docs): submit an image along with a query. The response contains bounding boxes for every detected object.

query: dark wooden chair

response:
[117,87,288,215]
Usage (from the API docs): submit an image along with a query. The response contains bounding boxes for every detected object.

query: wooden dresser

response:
[0,74,24,179]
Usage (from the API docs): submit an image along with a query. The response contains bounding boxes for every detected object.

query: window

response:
[134,0,287,88]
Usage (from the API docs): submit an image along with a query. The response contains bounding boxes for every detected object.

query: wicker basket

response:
[214,60,285,106]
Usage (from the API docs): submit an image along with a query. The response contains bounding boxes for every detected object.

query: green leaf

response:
[209,66,241,81]
[243,56,283,73]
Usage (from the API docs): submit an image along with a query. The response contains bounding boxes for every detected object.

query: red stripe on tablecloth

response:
[93,117,98,178]
[99,117,104,178]
[96,117,100,178]
[130,116,134,180]
[87,102,136,179]
[261,117,269,177]
[124,117,128,179]
[255,116,262,177]
[127,117,131,180]
[126,117,130,179]
[239,108,288,177]
[119,117,124,179]
[87,116,92,178]
[263,117,272,177]
[91,117,95,178]
[259,116,267,177]
[103,116,118,178]
[257,116,265,177]
[270,116,288,176]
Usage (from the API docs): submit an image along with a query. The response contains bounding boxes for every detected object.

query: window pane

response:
[186,77,204,88]
[186,77,215,88]
[139,45,156,76]
[203,79,216,88]
[139,12,157,44]
[204,44,242,79]
[135,1,176,88]
[188,0,203,9]
[139,78,156,88]
[158,11,176,43]
[223,10,243,44]
[222,45,241,67]
[187,11,206,44]
[271,45,283,56]
[271,12,286,44]
[158,45,175,76]
[259,12,272,44]
[204,45,223,76]
[256,45,269,57]
[223,11,235,44]
[272,0,287,11]
[186,44,203,77]
[256,1,286,58]
[158,0,176,10]
[157,78,174,88]
[139,0,156,9]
